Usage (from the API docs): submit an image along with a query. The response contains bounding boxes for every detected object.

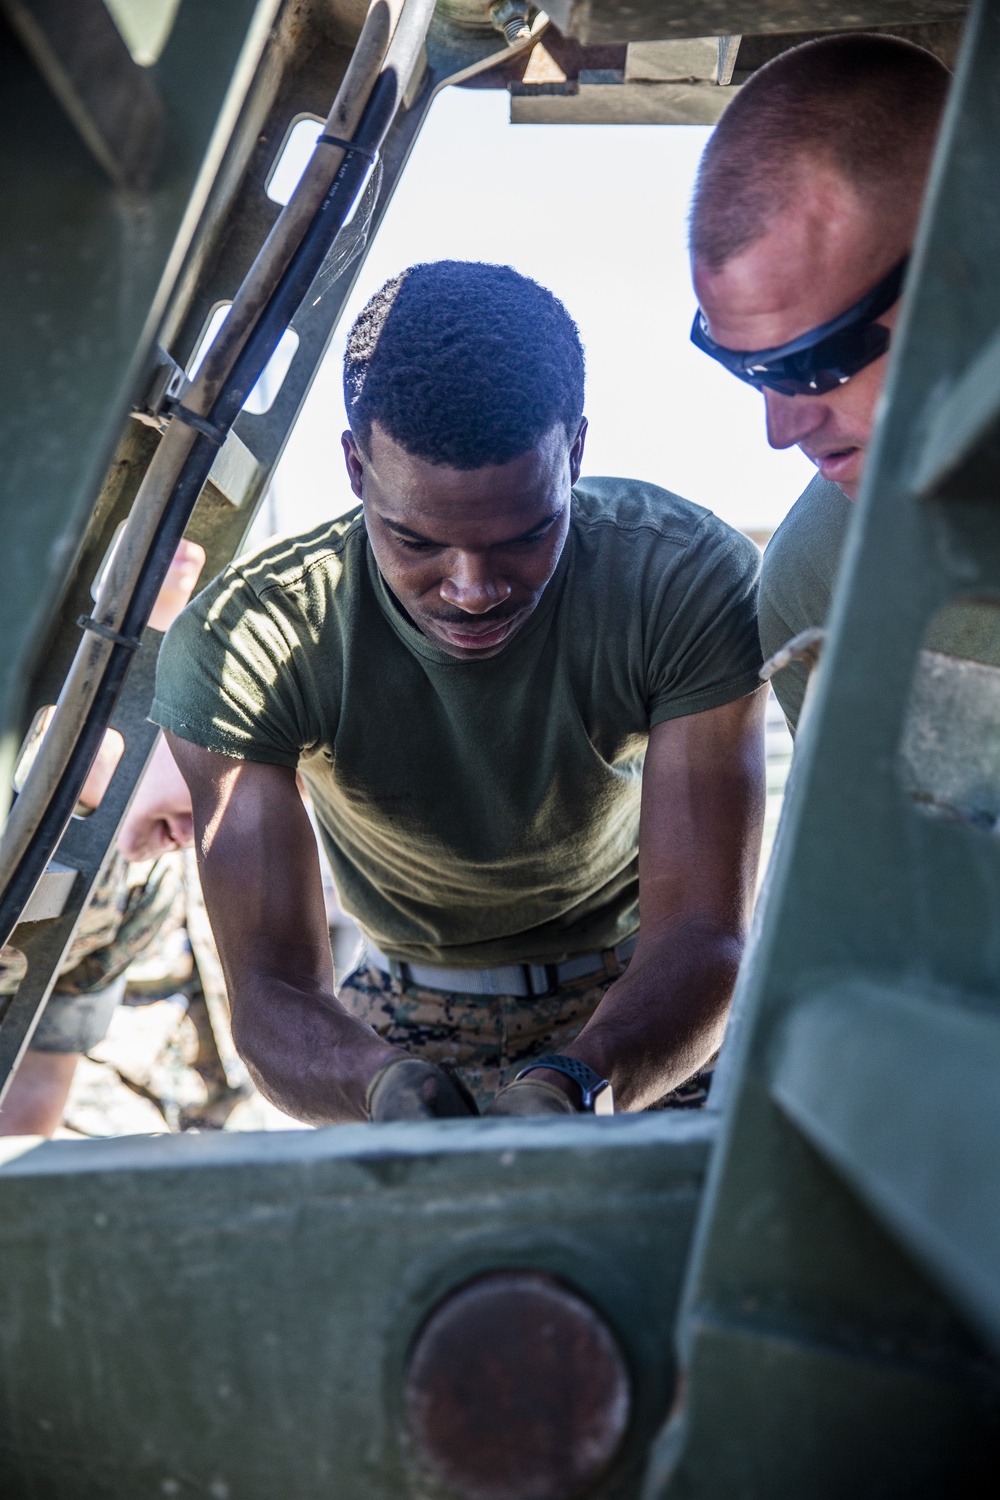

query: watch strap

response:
[514,1054,612,1113]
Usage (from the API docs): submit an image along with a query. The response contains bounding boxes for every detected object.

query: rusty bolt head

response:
[402,1270,631,1500]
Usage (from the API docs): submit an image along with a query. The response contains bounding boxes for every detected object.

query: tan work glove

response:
[485,1078,577,1117]
[366,1057,478,1122]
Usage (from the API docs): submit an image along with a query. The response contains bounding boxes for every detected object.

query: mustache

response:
[426,603,523,627]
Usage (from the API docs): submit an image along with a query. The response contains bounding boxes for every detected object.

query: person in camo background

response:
[0,542,204,1137]
[154,261,767,1124]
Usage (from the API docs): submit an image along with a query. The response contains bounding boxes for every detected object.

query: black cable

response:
[0,59,406,947]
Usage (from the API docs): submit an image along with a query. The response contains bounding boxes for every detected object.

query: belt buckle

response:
[601,947,623,980]
[387,957,410,990]
[525,963,560,997]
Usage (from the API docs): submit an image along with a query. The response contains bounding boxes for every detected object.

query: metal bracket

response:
[133,346,189,432]
[17,859,77,923]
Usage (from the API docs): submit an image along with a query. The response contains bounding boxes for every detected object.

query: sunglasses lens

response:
[693,302,893,395]
[739,322,892,396]
[742,369,846,397]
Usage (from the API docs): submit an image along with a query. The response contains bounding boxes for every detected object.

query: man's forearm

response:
[231,975,399,1124]
[560,918,744,1111]
[165,741,402,1125]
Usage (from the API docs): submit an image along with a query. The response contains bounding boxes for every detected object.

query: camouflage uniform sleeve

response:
[55,854,185,996]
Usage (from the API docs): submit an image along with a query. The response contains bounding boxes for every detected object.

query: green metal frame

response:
[3,1,1000,1494]
[0,1114,711,1497]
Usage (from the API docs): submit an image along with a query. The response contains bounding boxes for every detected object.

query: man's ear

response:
[342,430,365,498]
[569,417,588,485]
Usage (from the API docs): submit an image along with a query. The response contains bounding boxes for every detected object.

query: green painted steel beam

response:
[773,984,1000,1356]
[914,322,1000,497]
[645,1314,997,1500]
[0,1114,712,1499]
[0,0,166,188]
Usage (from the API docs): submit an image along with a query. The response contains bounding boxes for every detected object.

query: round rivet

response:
[403,1270,631,1500]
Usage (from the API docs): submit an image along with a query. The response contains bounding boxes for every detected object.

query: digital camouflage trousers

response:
[337,959,713,1113]
[0,853,186,1053]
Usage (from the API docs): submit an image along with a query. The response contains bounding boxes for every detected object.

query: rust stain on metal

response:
[402,1269,631,1500]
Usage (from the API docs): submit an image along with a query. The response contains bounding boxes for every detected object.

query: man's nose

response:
[439,553,512,614]
[763,388,829,451]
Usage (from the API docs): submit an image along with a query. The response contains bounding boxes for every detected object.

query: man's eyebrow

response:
[378,509,564,546]
[379,517,440,543]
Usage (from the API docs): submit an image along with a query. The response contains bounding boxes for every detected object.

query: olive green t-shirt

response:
[759,473,1000,734]
[758,475,851,733]
[152,478,762,966]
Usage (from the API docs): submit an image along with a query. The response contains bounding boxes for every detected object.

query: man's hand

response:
[166,734,399,1123]
[367,1058,478,1121]
[548,690,767,1111]
[486,1077,576,1116]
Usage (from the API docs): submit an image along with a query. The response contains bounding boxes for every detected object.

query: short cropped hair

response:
[690,34,950,272]
[343,261,585,468]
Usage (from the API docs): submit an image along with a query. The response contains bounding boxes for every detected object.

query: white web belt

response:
[364,935,638,997]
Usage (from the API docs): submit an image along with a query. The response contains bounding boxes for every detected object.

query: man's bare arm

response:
[166,734,399,1123]
[534,690,766,1112]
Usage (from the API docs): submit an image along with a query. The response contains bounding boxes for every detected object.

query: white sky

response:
[259,85,814,542]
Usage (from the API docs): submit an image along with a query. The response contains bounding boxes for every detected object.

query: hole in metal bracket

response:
[14,709,124,818]
[266,115,325,205]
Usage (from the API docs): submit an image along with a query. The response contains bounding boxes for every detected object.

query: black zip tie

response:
[77,615,143,652]
[169,402,228,447]
[316,133,379,165]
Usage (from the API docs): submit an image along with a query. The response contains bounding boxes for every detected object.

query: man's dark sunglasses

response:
[690,255,910,397]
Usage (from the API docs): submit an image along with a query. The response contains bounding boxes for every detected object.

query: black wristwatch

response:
[514,1055,613,1114]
